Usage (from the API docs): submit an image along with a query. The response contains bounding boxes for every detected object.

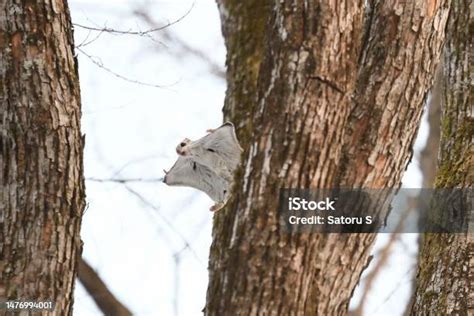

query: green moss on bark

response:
[435,117,473,187]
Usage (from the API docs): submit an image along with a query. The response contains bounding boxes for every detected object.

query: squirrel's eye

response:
[207,148,215,152]
[180,142,186,147]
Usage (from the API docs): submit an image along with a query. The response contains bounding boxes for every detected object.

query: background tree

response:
[412,1,473,314]
[78,258,131,315]
[206,1,451,314]
[0,0,85,313]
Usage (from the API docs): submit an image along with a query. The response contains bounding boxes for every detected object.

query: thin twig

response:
[72,1,195,36]
[77,28,106,48]
[133,8,225,80]
[77,47,177,88]
[76,28,93,48]
[373,266,417,315]
[110,155,164,179]
[124,185,205,266]
[86,177,164,183]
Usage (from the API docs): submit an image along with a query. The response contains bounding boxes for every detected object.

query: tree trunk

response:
[206,1,450,315]
[0,0,85,314]
[411,1,473,314]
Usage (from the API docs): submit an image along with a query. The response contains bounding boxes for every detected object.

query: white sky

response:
[70,1,428,315]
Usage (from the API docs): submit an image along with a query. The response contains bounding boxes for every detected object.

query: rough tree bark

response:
[206,1,450,315]
[0,0,85,314]
[412,1,473,314]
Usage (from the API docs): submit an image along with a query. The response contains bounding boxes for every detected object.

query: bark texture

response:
[217,0,272,139]
[0,0,85,314]
[206,1,450,315]
[412,1,473,314]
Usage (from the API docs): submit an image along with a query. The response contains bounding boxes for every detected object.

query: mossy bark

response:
[217,0,272,146]
[0,0,85,314]
[206,1,451,314]
[411,1,473,314]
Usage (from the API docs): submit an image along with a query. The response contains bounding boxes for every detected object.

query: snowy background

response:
[70,1,427,315]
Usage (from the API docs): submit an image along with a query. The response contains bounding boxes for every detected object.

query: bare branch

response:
[76,47,177,89]
[72,1,195,36]
[86,177,164,183]
[133,8,225,80]
[124,185,205,266]
[374,266,417,315]
[76,28,106,48]
[78,258,132,316]
[110,155,164,178]
[76,28,94,48]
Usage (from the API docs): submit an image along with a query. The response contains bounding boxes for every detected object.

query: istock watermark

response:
[278,188,472,234]
[288,197,336,211]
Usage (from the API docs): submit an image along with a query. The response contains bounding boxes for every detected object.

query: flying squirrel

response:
[163,122,243,211]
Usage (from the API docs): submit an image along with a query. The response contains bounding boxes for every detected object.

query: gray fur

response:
[164,122,242,211]
[176,122,243,182]
[163,156,229,204]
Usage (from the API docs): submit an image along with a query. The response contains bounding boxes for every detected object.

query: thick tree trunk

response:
[411,1,473,314]
[0,0,85,314]
[206,1,450,315]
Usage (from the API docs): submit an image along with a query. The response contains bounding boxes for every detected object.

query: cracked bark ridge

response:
[206,1,450,315]
[412,0,473,314]
[0,0,85,314]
